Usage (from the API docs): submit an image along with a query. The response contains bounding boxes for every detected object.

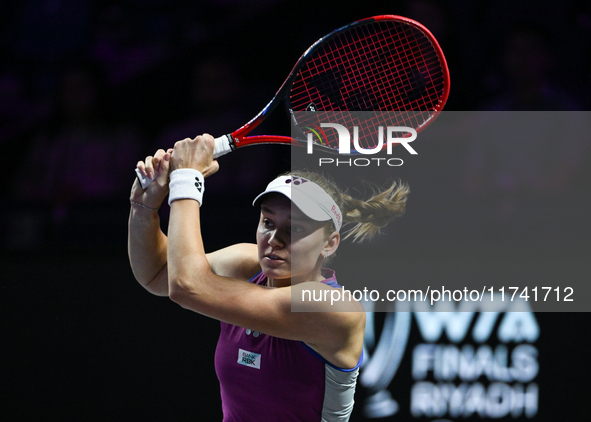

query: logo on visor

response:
[285,177,308,186]
[331,204,342,227]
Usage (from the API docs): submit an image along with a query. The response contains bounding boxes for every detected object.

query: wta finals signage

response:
[360,295,539,420]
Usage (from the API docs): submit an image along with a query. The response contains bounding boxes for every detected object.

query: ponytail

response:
[286,170,409,242]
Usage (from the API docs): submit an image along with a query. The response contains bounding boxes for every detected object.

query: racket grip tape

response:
[134,134,234,189]
[213,134,235,158]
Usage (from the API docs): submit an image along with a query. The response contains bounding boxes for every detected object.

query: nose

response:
[268,229,285,248]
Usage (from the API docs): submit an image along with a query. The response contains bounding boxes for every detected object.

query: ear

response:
[322,231,340,259]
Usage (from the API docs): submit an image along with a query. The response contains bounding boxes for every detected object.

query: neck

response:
[268,265,325,288]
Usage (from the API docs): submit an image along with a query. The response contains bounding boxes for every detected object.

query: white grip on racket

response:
[213,134,234,158]
[134,135,233,189]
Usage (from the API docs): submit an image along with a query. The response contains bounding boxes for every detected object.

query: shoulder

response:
[206,243,261,281]
[290,282,365,337]
[289,282,365,369]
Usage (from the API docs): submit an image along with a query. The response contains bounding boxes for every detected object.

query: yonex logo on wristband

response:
[169,169,205,207]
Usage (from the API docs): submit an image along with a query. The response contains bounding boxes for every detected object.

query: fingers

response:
[172,135,214,153]
[202,159,220,178]
[136,160,146,176]
[171,134,215,173]
[172,137,190,149]
[137,148,174,176]
[201,133,214,147]
[137,156,154,180]
[152,148,167,175]
[156,149,172,183]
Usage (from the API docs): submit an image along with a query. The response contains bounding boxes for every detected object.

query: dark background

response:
[1,0,590,420]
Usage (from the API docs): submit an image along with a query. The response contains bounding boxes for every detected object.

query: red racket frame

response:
[227,15,450,151]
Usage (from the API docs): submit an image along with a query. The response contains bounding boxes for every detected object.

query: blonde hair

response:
[286,170,409,242]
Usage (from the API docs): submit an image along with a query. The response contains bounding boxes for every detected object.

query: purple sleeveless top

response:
[214,270,362,421]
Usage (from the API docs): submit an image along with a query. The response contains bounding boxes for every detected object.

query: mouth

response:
[264,254,285,261]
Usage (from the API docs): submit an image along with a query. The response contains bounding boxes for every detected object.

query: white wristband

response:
[168,169,205,206]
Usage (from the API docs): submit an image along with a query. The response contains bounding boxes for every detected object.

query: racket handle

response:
[134,134,235,189]
[213,134,235,158]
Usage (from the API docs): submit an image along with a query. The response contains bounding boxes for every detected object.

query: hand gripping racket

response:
[136,15,450,188]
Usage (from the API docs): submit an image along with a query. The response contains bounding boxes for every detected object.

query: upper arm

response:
[140,242,259,297]
[206,243,260,280]
[142,263,169,296]
[171,277,365,367]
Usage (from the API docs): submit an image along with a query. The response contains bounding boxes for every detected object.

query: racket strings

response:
[290,19,447,149]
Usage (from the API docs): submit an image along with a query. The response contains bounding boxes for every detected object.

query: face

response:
[256,194,337,286]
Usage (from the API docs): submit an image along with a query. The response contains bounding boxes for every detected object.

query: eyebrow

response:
[260,205,277,215]
[290,215,307,222]
[260,205,307,221]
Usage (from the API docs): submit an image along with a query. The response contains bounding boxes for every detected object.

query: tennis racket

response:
[136,14,450,188]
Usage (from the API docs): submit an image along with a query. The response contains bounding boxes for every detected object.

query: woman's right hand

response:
[131,148,173,210]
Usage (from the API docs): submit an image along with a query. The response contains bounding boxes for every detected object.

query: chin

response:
[261,266,291,281]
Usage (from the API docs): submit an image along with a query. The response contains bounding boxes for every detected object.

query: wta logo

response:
[360,297,540,419]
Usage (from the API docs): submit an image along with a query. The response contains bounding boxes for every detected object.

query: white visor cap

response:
[252,175,342,232]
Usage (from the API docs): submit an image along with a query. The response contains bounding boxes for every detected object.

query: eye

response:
[291,224,305,234]
[263,218,274,228]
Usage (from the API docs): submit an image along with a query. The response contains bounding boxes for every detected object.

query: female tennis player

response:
[128,134,409,421]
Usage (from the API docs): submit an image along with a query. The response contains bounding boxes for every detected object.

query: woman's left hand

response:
[170,134,220,177]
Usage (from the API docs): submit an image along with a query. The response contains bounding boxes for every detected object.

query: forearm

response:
[166,200,266,324]
[128,206,169,295]
[167,199,212,300]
